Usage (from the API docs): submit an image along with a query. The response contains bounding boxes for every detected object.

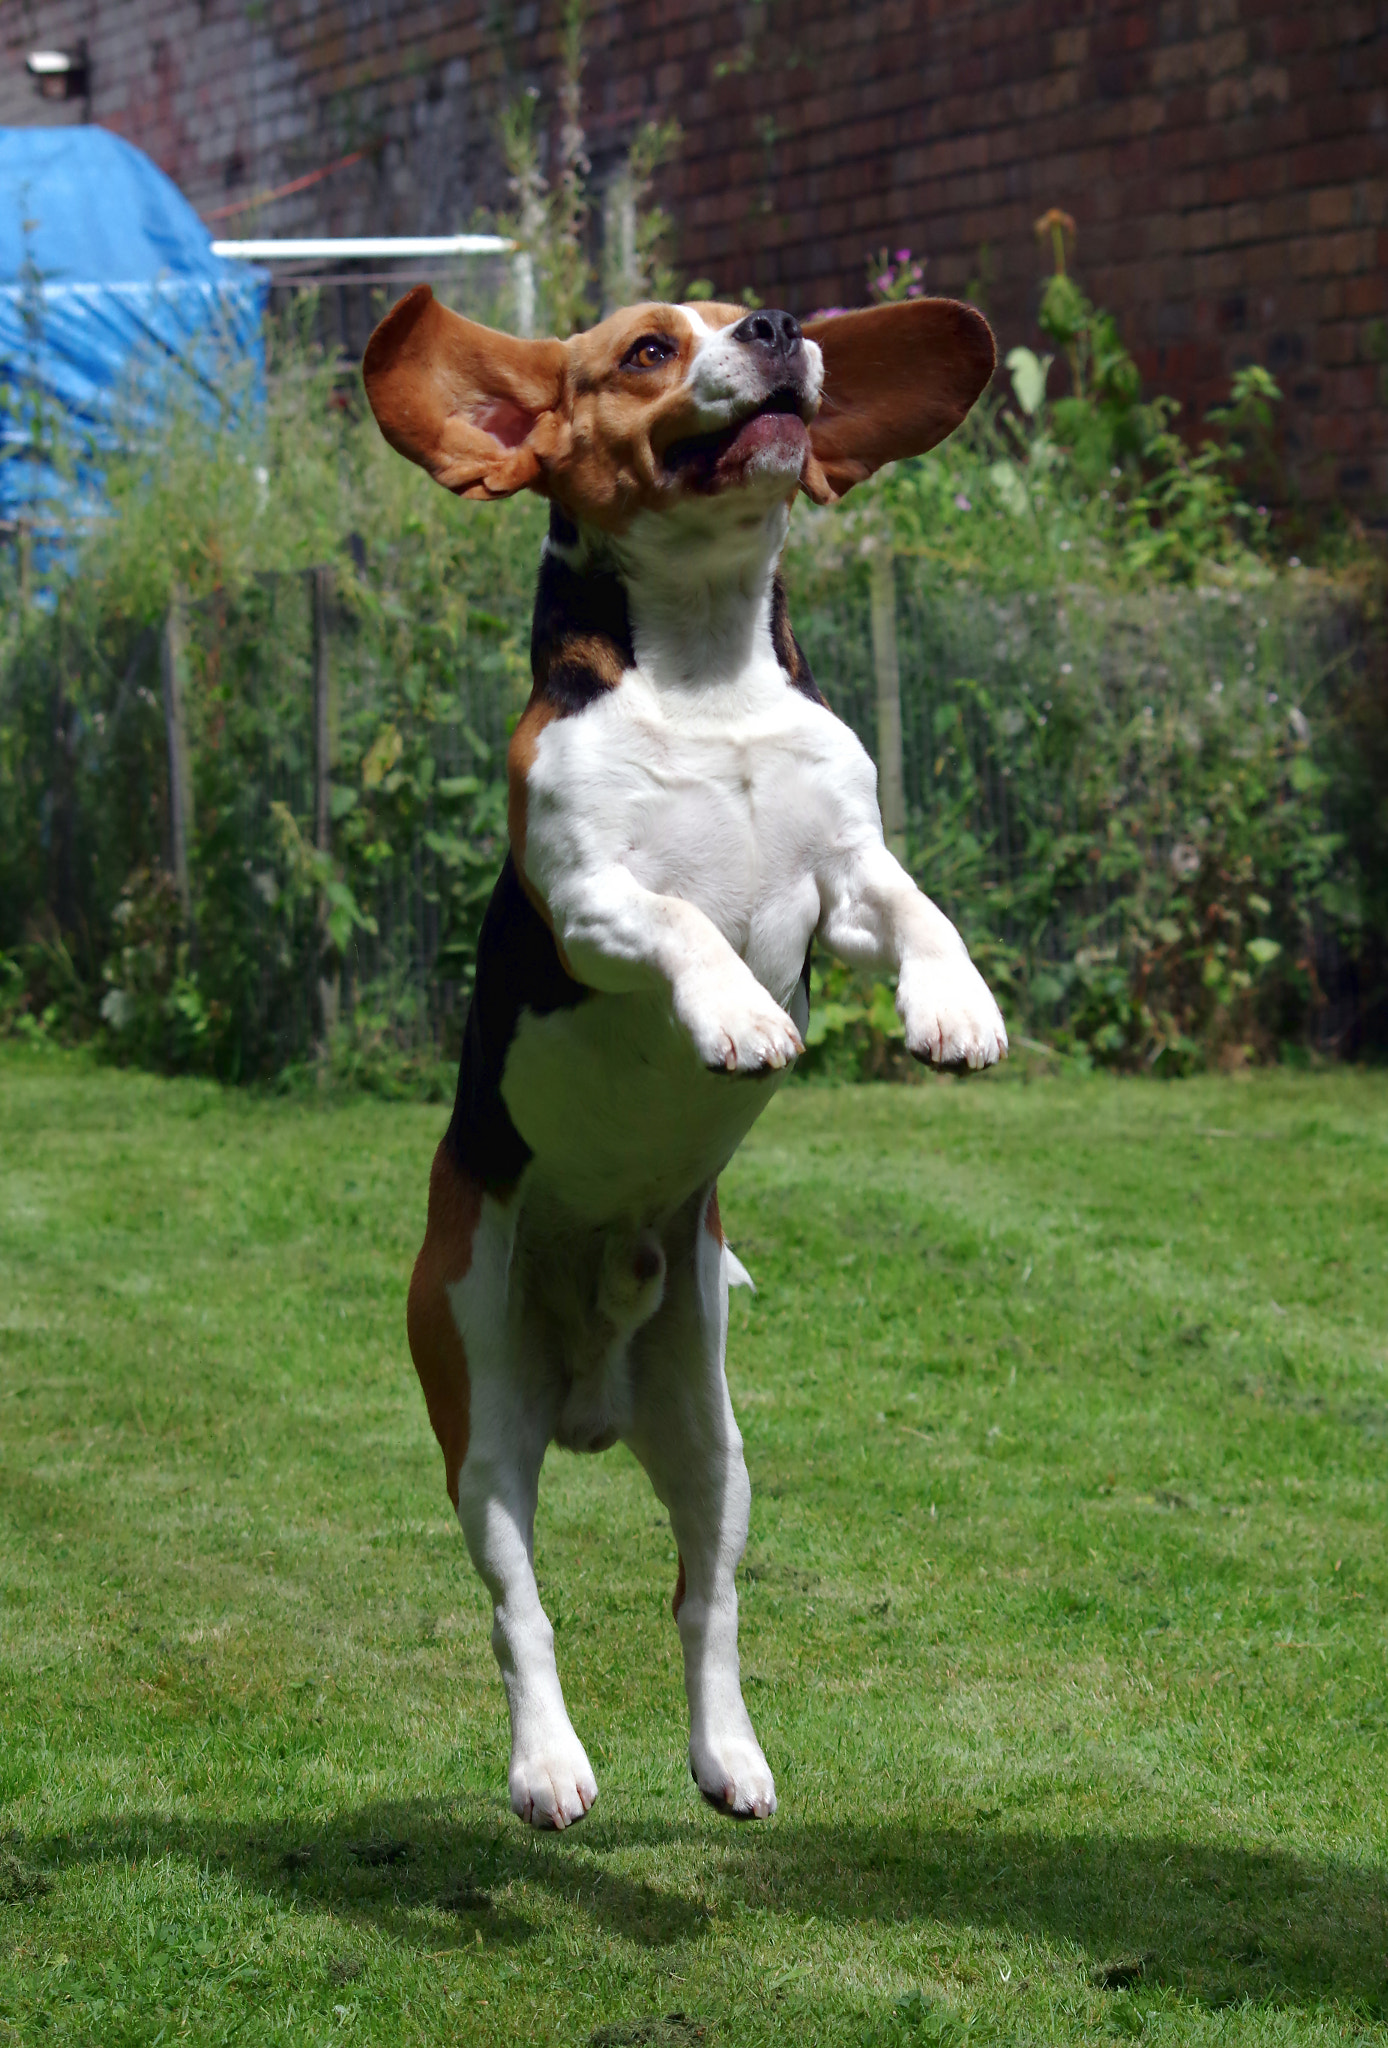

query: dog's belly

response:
[500,984,791,1223]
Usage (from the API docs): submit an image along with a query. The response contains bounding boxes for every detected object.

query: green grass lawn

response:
[1,1045,1386,2046]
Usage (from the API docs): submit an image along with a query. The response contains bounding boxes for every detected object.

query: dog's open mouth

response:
[662,386,811,486]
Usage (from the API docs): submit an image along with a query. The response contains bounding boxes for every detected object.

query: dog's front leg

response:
[626,1194,775,1819]
[452,1212,596,1829]
[819,834,1007,1069]
[543,862,804,1075]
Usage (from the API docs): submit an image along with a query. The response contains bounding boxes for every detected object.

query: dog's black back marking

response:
[770,575,826,705]
[529,511,635,712]
[449,524,634,1190]
[444,854,589,1190]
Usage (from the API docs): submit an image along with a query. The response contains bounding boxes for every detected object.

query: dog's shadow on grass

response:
[34,1801,709,1955]
[33,1803,1388,2011]
[742,1818,1388,2014]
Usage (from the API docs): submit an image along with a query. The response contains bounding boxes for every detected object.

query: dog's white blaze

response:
[676,308,825,432]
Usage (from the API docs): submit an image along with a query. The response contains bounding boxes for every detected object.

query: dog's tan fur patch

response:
[769,577,826,705]
[406,1144,483,1508]
[507,696,560,901]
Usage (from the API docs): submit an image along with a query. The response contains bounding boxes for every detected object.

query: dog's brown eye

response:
[621,334,677,371]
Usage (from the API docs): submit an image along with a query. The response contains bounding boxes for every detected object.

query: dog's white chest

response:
[500,668,849,1221]
[527,668,832,1001]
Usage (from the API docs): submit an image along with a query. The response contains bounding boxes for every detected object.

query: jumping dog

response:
[363,285,1007,1828]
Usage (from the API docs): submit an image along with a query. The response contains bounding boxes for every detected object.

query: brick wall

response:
[0,0,1383,508]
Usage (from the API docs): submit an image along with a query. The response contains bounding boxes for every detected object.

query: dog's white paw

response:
[509,1736,597,1830]
[690,1729,777,1819]
[897,954,1008,1070]
[675,963,804,1075]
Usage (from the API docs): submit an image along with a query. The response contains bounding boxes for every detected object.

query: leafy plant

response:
[1017,209,1286,574]
[98,865,213,1072]
[499,0,680,334]
[0,307,548,1082]
[868,248,928,304]
[787,501,1379,1071]
[799,955,915,1082]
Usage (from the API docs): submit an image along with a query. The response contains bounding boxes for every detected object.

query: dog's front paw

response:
[675,964,804,1076]
[898,955,1008,1070]
[509,1735,597,1831]
[690,1730,777,1819]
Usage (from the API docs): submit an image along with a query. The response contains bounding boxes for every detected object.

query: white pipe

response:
[513,250,536,338]
[211,234,516,262]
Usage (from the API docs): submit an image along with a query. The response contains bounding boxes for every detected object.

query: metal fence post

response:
[160,588,194,931]
[49,602,75,935]
[310,563,340,1035]
[513,250,536,338]
[869,546,906,859]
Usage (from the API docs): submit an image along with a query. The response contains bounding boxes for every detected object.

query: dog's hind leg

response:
[458,1397,597,1829]
[625,1185,775,1820]
[417,1170,595,1831]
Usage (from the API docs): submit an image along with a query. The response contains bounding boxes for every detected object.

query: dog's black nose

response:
[730,308,803,360]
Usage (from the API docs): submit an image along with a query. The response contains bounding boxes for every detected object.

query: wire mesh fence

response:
[792,556,1381,1058]
[0,542,1382,1078]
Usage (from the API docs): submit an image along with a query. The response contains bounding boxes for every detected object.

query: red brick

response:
[1345,273,1388,318]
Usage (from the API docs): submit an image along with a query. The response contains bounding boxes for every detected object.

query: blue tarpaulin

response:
[0,125,267,533]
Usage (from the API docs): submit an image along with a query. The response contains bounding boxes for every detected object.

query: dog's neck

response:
[545,494,793,695]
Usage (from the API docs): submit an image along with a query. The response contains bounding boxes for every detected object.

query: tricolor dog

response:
[363,285,1007,1829]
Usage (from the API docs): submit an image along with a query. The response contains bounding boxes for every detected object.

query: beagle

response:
[363,287,1006,1828]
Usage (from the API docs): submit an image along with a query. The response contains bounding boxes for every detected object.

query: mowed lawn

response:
[1,1047,1386,2047]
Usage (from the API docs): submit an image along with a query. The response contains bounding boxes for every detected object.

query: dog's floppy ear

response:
[799,300,995,504]
[363,285,568,500]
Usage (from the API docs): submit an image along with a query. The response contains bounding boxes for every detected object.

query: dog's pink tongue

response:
[714,410,808,482]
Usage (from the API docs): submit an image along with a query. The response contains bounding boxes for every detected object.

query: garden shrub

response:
[789,253,1386,1073]
[791,552,1379,1073]
[0,335,545,1083]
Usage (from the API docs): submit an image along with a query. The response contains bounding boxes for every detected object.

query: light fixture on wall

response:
[25,45,90,103]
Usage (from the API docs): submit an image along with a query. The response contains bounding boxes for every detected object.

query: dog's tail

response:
[724,1246,756,1293]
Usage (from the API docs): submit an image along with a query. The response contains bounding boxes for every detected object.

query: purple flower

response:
[874,274,892,293]
[954,492,972,512]
[894,248,911,264]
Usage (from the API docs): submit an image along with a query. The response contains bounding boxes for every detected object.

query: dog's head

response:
[363,288,994,528]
